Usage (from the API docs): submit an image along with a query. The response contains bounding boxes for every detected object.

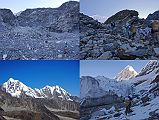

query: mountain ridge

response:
[2,78,75,101]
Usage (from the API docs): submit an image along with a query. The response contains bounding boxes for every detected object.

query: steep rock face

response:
[80,76,106,99]
[17,1,79,33]
[104,10,139,24]
[80,76,133,99]
[0,9,16,26]
[146,10,159,20]
[81,94,122,108]
[0,9,16,32]
[114,65,138,81]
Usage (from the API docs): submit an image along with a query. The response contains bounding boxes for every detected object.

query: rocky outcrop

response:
[80,76,107,99]
[81,94,122,108]
[0,9,16,26]
[104,10,139,24]
[80,13,103,35]
[17,1,79,33]
[147,10,159,20]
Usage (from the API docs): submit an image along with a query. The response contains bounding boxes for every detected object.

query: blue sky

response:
[0,0,79,13]
[0,60,79,96]
[80,0,159,19]
[80,60,149,78]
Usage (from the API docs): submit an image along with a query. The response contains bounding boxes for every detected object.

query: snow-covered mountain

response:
[90,15,107,23]
[81,61,159,120]
[2,78,73,101]
[81,61,159,100]
[35,85,72,101]
[2,78,38,98]
[114,65,138,81]
[137,60,159,77]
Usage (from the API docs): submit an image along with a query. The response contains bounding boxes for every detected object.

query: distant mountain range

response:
[2,78,73,101]
[90,15,107,23]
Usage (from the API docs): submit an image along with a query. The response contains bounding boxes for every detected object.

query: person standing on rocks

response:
[124,96,133,115]
[151,20,159,42]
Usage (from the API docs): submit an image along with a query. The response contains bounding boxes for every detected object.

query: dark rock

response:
[3,111,60,120]
[80,13,103,35]
[151,75,159,83]
[17,1,79,33]
[0,107,4,113]
[113,113,122,117]
[147,10,159,20]
[0,9,16,26]
[0,116,6,120]
[104,10,139,24]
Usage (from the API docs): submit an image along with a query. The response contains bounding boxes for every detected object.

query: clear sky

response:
[0,0,79,13]
[80,60,149,78]
[80,0,159,19]
[0,60,79,96]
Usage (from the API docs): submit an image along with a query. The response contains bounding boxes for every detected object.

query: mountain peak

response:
[125,65,136,71]
[8,77,17,82]
[114,65,138,81]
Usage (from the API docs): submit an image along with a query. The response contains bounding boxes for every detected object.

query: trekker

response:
[124,96,133,115]
[124,22,130,38]
[111,22,115,29]
[64,42,68,57]
[130,25,137,39]
[151,20,159,41]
